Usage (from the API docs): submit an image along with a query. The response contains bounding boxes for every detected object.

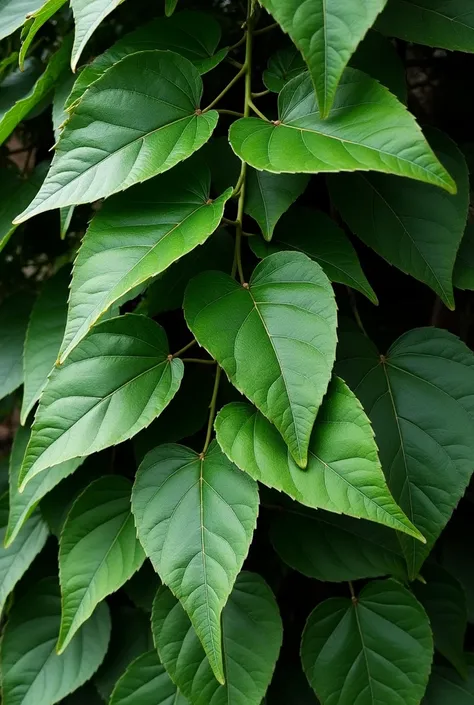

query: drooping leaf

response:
[21,266,69,424]
[263,44,305,93]
[0,493,48,615]
[250,206,377,303]
[110,651,188,705]
[350,30,407,102]
[0,294,33,402]
[19,314,184,487]
[15,51,219,222]
[454,224,474,290]
[423,662,474,704]
[414,564,467,677]
[244,170,309,240]
[59,159,232,362]
[185,251,338,468]
[70,0,124,71]
[0,36,72,146]
[337,325,474,578]
[259,0,388,117]
[152,572,283,705]
[229,69,455,193]
[329,129,469,309]
[0,162,47,253]
[301,579,433,705]
[0,0,45,41]
[215,376,423,539]
[1,578,111,705]
[58,476,145,654]
[19,0,68,69]
[376,0,474,53]
[132,441,259,684]
[6,425,83,547]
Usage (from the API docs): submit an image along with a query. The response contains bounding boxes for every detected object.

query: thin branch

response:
[201,366,222,455]
[202,65,247,113]
[171,339,196,358]
[254,21,278,35]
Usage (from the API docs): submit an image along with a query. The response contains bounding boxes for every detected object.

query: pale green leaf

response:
[245,169,309,240]
[229,68,455,193]
[132,441,259,684]
[71,0,125,71]
[0,162,47,253]
[0,0,45,41]
[215,376,423,540]
[301,579,433,705]
[19,0,68,69]
[260,0,388,117]
[15,51,218,223]
[19,314,184,487]
[59,159,232,362]
[454,223,474,290]
[185,251,337,468]
[1,578,111,705]
[110,651,189,705]
[58,476,145,654]
[152,572,283,705]
[0,294,33,401]
[337,326,474,578]
[329,129,469,309]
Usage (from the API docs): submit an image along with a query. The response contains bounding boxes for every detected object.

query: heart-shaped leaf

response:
[110,651,189,705]
[19,314,183,488]
[15,51,218,222]
[185,251,337,468]
[132,441,259,684]
[301,579,433,705]
[229,68,455,193]
[215,376,423,539]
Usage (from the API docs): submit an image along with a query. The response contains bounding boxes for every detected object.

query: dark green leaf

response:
[0,162,47,253]
[350,30,407,102]
[423,662,474,704]
[245,170,309,240]
[454,224,474,290]
[263,44,305,93]
[0,293,33,401]
[110,651,189,705]
[123,561,161,613]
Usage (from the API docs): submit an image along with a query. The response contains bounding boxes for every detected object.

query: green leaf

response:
[215,376,423,539]
[19,314,184,487]
[263,44,306,93]
[123,562,161,613]
[423,662,474,704]
[301,579,433,705]
[21,266,69,424]
[259,0,388,117]
[52,70,76,140]
[0,36,72,146]
[58,476,145,654]
[414,564,467,677]
[152,572,283,705]
[110,651,188,705]
[454,224,474,290]
[0,162,47,253]
[70,0,124,71]
[165,0,178,16]
[336,326,474,578]
[229,68,456,193]
[6,425,83,547]
[132,441,259,684]
[245,170,309,240]
[0,0,45,41]
[59,159,232,362]
[441,509,474,624]
[269,499,407,582]
[0,294,33,402]
[329,129,469,309]
[350,30,407,103]
[185,251,337,468]
[0,577,111,705]
[376,0,474,53]
[250,206,377,303]
[15,51,219,223]
[19,0,68,69]
[0,494,48,615]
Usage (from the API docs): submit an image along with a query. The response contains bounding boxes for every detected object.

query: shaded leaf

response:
[123,561,161,613]
[423,662,474,704]
[0,294,33,402]
[263,44,305,93]
[110,651,188,705]
[454,223,474,290]
[19,0,68,69]
[0,162,47,253]
[350,30,407,102]
[245,170,309,240]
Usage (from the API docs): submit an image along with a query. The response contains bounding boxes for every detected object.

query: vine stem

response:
[182,358,216,365]
[202,64,247,113]
[171,339,196,358]
[201,366,222,455]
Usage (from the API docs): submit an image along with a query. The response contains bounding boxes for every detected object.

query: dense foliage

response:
[1,0,474,703]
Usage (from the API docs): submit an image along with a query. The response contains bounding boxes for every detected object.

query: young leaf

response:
[19,0,68,69]
[185,251,338,468]
[301,579,433,705]
[19,314,184,487]
[244,170,309,240]
[259,0,388,117]
[454,223,474,290]
[21,266,69,424]
[414,564,467,677]
[0,494,48,615]
[0,578,111,705]
[337,326,474,578]
[263,44,306,93]
[0,0,45,41]
[215,376,423,540]
[250,206,377,303]
[132,441,259,684]
[59,159,232,362]
[423,662,474,704]
[0,294,33,402]
[6,425,83,547]
[70,0,124,71]
[110,651,188,705]
[0,35,72,145]
[329,129,469,309]
[15,51,219,222]
[0,162,47,253]
[152,572,283,705]
[376,0,474,52]
[229,68,456,193]
[58,476,145,654]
